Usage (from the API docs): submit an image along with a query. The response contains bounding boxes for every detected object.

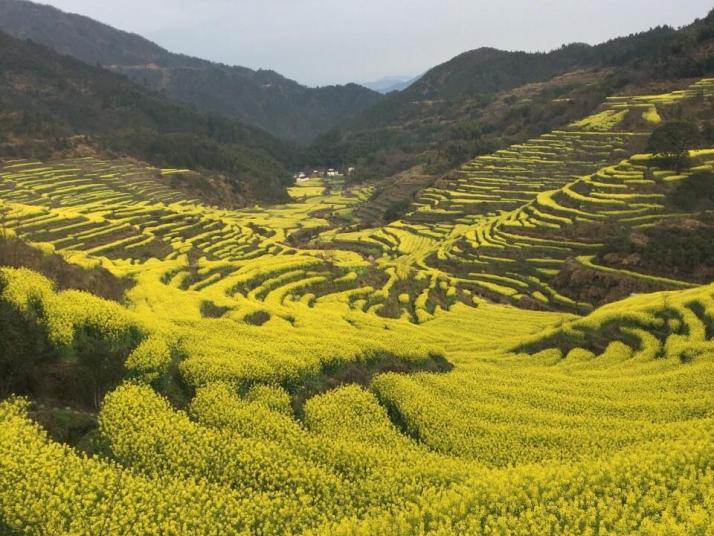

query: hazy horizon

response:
[33,0,714,86]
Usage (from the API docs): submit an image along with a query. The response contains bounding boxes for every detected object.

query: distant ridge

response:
[0,30,298,203]
[0,0,384,144]
[361,75,420,94]
[309,8,714,189]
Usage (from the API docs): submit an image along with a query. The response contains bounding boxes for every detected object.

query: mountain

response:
[0,30,298,203]
[361,75,419,94]
[308,9,714,206]
[0,0,383,144]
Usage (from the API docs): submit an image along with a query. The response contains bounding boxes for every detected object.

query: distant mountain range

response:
[0,0,383,144]
[360,75,420,94]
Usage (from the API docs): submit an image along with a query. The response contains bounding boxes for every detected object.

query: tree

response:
[0,290,57,398]
[72,321,142,409]
[383,200,411,223]
[646,121,701,170]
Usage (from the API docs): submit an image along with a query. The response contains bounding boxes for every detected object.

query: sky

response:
[38,0,714,87]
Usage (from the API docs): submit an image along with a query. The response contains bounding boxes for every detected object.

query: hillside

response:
[0,0,383,143]
[0,80,713,532]
[1,6,714,535]
[309,9,714,213]
[0,30,298,204]
[0,81,712,339]
[316,79,714,313]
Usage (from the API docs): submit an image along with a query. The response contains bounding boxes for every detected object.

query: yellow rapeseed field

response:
[1,79,713,535]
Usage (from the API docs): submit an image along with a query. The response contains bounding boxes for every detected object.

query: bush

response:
[244,310,270,326]
[383,200,411,222]
[72,321,143,408]
[0,288,56,398]
[670,171,714,210]
[646,121,701,170]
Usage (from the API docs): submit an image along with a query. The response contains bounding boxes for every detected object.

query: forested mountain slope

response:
[0,30,298,204]
[0,0,383,143]
[308,8,714,207]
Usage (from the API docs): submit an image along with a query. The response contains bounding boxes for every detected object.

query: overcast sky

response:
[38,0,713,87]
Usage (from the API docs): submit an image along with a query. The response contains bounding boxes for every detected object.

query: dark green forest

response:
[0,31,298,202]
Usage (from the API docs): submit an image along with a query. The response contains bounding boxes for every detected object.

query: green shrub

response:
[646,121,701,170]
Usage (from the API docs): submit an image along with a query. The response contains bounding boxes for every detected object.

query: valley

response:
[0,2,713,535]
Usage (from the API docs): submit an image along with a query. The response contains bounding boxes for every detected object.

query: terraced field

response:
[0,80,713,535]
[319,78,714,313]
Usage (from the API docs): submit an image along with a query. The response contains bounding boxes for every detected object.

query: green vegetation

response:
[306,8,714,205]
[598,221,714,283]
[0,0,383,144]
[0,234,132,301]
[647,121,703,169]
[0,30,296,203]
[671,170,714,209]
[383,199,411,222]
